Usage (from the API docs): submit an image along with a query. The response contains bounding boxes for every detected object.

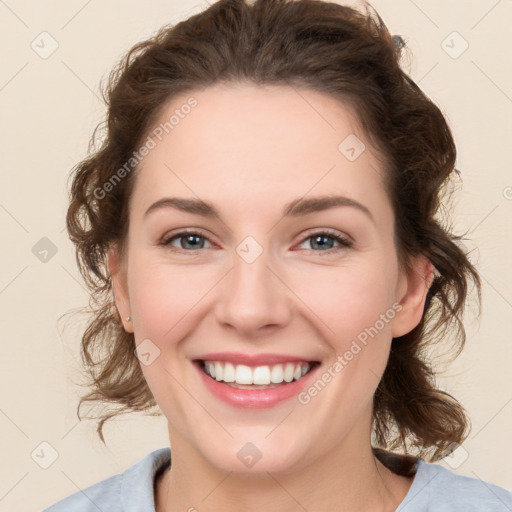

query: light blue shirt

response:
[42,447,512,511]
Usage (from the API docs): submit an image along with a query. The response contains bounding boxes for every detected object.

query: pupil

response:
[184,235,202,249]
[313,235,333,250]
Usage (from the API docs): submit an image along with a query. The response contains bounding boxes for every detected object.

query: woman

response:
[43,0,512,510]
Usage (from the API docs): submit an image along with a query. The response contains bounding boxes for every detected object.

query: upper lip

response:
[194,352,319,367]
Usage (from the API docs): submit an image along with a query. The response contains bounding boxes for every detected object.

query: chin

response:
[196,436,307,476]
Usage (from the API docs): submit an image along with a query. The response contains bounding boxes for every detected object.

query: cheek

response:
[127,260,212,420]
[128,250,400,347]
[299,265,398,342]
[297,264,399,409]
[128,258,211,339]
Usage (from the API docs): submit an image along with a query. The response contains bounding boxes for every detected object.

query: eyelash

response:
[159,228,353,255]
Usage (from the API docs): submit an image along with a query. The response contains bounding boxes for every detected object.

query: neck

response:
[155,427,414,512]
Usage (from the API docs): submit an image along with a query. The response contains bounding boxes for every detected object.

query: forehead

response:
[130,82,390,220]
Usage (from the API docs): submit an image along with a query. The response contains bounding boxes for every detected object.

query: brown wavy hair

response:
[65,0,481,463]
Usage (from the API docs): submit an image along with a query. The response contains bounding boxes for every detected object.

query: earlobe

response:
[107,245,133,334]
[391,255,434,338]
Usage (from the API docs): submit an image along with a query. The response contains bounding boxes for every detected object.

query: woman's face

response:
[110,82,431,475]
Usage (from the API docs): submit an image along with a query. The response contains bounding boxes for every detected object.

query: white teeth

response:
[223,362,235,382]
[270,364,284,384]
[253,366,271,385]
[203,361,312,385]
[214,361,223,381]
[235,365,253,384]
[283,363,295,383]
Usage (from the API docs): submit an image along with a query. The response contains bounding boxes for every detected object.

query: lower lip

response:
[194,361,319,409]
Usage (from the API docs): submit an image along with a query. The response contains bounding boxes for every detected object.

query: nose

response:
[214,244,292,337]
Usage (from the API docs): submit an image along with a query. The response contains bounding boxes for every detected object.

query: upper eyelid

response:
[161,228,215,244]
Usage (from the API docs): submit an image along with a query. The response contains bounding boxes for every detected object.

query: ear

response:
[107,244,133,334]
[391,254,434,338]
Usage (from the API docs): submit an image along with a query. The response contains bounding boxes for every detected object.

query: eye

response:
[160,228,353,255]
[296,229,353,254]
[160,230,213,253]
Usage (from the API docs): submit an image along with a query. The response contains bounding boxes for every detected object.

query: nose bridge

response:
[215,236,291,333]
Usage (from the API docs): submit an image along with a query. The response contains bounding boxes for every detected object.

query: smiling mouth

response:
[195,359,320,389]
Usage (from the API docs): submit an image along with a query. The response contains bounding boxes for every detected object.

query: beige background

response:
[0,0,511,510]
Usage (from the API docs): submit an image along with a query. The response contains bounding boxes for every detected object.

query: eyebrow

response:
[143,195,374,223]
